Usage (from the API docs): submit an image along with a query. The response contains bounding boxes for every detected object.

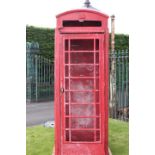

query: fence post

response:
[122,50,125,120]
[110,15,117,118]
[126,49,129,120]
[35,55,38,101]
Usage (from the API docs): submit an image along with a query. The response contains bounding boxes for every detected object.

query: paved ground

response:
[26,101,54,127]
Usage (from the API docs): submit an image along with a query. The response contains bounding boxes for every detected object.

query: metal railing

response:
[26,42,54,102]
[26,42,129,121]
[109,49,129,121]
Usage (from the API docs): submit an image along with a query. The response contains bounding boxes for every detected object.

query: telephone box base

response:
[51,145,112,155]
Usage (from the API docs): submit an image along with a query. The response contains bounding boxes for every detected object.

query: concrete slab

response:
[108,147,112,155]
[51,145,112,155]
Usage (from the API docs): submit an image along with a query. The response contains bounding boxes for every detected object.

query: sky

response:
[26,0,130,34]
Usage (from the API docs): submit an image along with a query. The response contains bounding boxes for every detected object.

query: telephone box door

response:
[60,34,106,155]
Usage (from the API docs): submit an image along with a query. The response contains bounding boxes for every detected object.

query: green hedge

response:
[26,26,129,60]
[26,26,54,59]
[113,34,129,50]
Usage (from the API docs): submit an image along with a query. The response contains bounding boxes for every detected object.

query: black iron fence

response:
[109,50,129,121]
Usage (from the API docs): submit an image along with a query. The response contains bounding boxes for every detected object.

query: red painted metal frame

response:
[62,35,102,145]
[54,9,109,155]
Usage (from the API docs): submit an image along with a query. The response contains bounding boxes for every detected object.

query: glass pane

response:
[65,66,69,77]
[71,118,94,128]
[96,66,99,76]
[70,92,94,103]
[96,131,100,141]
[65,40,68,51]
[70,79,94,90]
[65,104,69,115]
[65,79,69,90]
[65,118,69,128]
[96,104,100,116]
[96,92,99,103]
[96,118,100,129]
[70,104,95,116]
[70,65,94,77]
[96,39,99,50]
[96,52,99,63]
[65,53,68,64]
[71,130,94,142]
[96,79,99,90]
[63,20,101,27]
[65,92,69,103]
[70,52,94,64]
[70,39,94,51]
[66,130,69,141]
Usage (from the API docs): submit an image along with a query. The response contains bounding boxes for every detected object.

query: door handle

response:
[60,87,64,94]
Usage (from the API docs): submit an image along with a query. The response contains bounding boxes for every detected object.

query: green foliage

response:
[26,26,54,59]
[26,26,129,60]
[109,33,129,51]
[115,34,129,50]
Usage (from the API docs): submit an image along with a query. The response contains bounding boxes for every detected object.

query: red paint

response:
[54,9,109,155]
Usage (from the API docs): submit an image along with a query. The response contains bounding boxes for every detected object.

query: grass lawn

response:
[26,119,128,155]
[109,119,129,155]
[26,126,54,155]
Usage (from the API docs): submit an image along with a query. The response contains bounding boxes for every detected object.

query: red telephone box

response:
[54,7,109,155]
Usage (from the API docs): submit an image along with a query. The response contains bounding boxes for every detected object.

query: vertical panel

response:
[63,37,102,143]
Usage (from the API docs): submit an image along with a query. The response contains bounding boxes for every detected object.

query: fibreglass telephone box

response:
[54,7,109,155]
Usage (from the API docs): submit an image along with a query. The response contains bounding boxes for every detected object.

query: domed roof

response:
[56,0,108,20]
